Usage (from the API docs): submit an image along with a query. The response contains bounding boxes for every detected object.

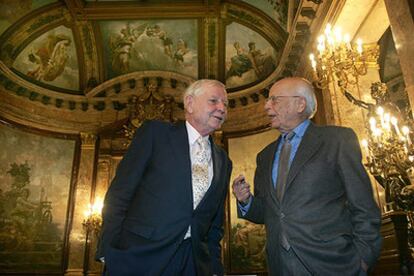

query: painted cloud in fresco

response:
[13,25,79,91]
[100,20,198,80]
[226,22,278,89]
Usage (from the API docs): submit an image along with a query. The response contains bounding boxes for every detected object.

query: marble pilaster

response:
[65,132,97,276]
[384,0,414,116]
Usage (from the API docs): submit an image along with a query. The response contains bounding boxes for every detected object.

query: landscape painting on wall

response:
[0,123,76,273]
[13,25,80,91]
[100,19,198,80]
[227,129,279,273]
[225,22,278,89]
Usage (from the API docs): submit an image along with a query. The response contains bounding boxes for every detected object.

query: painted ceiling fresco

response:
[0,0,56,36]
[100,19,198,80]
[225,22,279,89]
[0,0,291,95]
[13,25,79,91]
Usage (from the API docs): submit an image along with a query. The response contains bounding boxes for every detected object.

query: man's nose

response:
[217,101,227,112]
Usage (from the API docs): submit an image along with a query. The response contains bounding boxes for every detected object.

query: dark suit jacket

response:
[241,122,382,275]
[96,120,232,276]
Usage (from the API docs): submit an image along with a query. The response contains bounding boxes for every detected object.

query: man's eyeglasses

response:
[265,95,301,105]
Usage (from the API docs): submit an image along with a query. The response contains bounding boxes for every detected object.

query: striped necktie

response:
[276,131,295,200]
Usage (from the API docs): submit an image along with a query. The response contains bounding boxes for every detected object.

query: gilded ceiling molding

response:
[76,20,101,92]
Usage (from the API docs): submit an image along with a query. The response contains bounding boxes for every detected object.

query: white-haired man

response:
[233,77,382,275]
[97,79,232,276]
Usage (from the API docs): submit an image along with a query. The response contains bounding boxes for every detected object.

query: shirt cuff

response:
[238,196,252,216]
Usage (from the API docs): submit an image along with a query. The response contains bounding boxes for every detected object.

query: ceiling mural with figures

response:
[0,0,322,134]
[225,22,279,89]
[99,19,198,80]
[13,25,79,91]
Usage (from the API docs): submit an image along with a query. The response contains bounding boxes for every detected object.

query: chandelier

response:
[309,24,378,92]
[309,24,414,215]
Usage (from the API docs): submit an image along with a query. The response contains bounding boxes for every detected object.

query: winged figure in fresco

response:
[27,33,71,82]
[109,22,147,74]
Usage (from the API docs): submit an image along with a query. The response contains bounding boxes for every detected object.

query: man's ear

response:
[184,95,194,113]
[297,97,307,113]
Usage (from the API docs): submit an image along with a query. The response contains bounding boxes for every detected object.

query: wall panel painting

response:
[13,25,80,91]
[227,129,279,273]
[0,123,76,274]
[225,22,278,89]
[99,19,198,80]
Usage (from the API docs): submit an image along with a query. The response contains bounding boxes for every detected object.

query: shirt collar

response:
[291,119,310,139]
[185,121,210,145]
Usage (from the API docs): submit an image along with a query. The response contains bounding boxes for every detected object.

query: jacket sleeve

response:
[240,153,266,224]
[95,121,154,260]
[208,158,232,275]
[338,128,382,268]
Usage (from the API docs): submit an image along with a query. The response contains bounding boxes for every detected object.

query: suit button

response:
[280,212,285,219]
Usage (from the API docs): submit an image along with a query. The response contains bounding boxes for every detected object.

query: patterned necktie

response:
[276,131,295,200]
[192,136,211,209]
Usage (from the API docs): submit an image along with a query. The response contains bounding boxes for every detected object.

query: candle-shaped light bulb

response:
[376,106,384,116]
[309,54,317,70]
[390,116,402,137]
[402,126,409,135]
[384,113,391,131]
[402,126,412,145]
[317,43,325,54]
[356,38,363,54]
[325,24,332,36]
[361,139,368,148]
[361,139,369,158]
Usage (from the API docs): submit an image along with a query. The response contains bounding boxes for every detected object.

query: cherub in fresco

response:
[152,24,173,58]
[173,39,190,64]
[27,34,71,82]
[110,23,147,74]
[226,41,253,79]
[247,41,275,79]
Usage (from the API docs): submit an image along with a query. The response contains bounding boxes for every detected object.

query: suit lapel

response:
[169,122,193,210]
[268,138,281,205]
[285,123,322,195]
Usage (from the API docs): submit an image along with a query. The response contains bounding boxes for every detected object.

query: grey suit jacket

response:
[241,122,382,275]
[96,120,232,276]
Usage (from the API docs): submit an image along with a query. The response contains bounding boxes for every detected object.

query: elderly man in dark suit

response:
[96,79,232,276]
[232,77,382,275]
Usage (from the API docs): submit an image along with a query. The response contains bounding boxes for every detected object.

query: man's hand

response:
[232,175,252,205]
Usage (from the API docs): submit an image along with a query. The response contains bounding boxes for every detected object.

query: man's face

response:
[264,82,305,133]
[186,84,228,136]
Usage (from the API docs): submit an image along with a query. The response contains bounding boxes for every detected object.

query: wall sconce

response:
[83,197,104,236]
